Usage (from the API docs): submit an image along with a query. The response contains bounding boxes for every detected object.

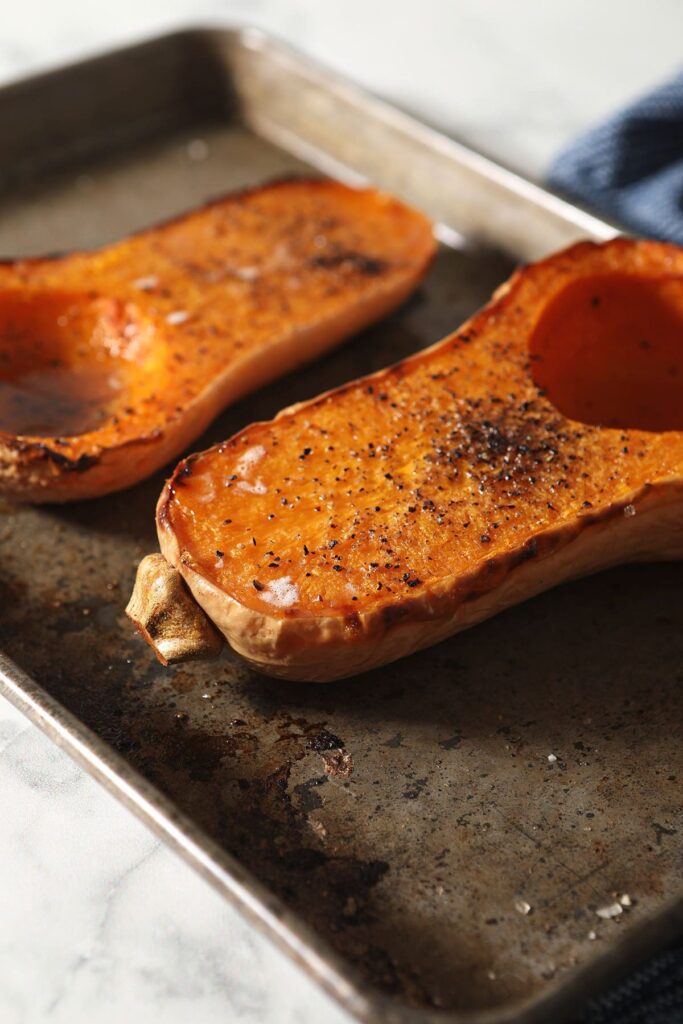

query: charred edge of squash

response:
[0,175,401,270]
[0,425,168,474]
[157,456,198,529]
[0,437,103,474]
[36,446,100,473]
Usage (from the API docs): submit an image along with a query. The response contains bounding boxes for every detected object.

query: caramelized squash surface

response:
[0,179,434,501]
[157,238,683,681]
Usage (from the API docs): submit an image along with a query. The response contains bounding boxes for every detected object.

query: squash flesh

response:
[158,239,683,678]
[0,179,435,500]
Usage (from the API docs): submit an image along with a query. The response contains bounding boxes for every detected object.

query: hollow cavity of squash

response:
[529,272,683,432]
[0,290,157,437]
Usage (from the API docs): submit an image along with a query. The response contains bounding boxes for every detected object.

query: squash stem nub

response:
[126,553,223,665]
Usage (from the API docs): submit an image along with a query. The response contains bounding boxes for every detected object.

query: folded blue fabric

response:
[582,942,683,1024]
[548,71,683,243]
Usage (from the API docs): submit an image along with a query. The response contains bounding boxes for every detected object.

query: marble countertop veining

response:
[1,3,682,1022]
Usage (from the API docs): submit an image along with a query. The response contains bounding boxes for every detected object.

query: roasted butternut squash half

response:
[0,179,435,502]
[129,238,683,681]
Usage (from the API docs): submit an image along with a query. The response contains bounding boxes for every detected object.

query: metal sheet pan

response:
[0,27,680,1024]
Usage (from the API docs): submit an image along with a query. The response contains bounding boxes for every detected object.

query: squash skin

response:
[157,238,683,681]
[0,179,435,502]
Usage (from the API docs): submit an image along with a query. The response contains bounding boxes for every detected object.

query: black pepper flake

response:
[215,550,224,558]
[407,579,422,588]
[299,447,312,460]
[332,564,343,572]
[253,580,264,591]
[252,537,256,545]
[303,544,310,555]
[223,518,232,525]
[480,534,491,544]
[328,539,338,549]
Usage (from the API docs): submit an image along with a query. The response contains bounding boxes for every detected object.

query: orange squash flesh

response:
[0,178,435,502]
[157,238,683,681]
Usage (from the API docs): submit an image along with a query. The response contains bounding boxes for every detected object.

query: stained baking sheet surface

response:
[0,29,680,1024]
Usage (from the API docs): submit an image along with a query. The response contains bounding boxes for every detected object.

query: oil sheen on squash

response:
[0,290,154,436]
[161,239,683,626]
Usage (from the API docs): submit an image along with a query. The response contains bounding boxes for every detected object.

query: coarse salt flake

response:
[236,445,266,475]
[236,478,267,495]
[166,310,189,326]
[235,266,260,282]
[514,898,532,915]
[596,902,623,920]
[133,275,159,291]
[260,576,299,609]
[547,753,558,763]
[624,504,636,517]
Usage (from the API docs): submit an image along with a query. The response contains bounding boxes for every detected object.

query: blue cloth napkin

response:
[549,73,683,1023]
[548,71,683,243]
[582,942,683,1023]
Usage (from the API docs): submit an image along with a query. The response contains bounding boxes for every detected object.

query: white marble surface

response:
[1,3,682,1022]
